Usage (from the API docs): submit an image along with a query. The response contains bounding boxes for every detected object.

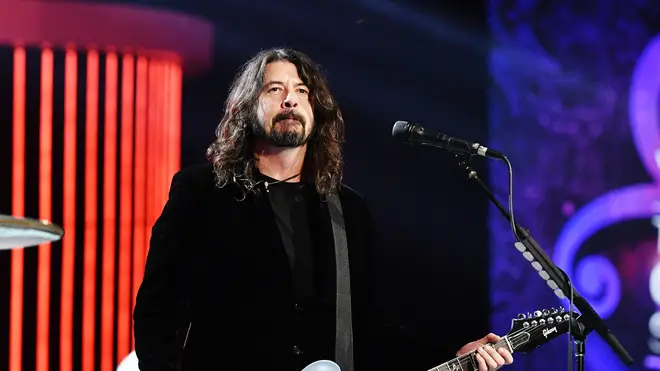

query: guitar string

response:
[430,316,575,371]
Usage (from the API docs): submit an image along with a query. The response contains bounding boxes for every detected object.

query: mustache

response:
[273,110,305,126]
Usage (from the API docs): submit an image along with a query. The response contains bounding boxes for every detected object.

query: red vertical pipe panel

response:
[161,62,170,205]
[117,53,135,363]
[82,50,99,371]
[155,62,166,232]
[10,45,26,371]
[101,51,118,371]
[36,46,54,371]
[60,46,78,371]
[132,57,148,315]
[144,61,156,254]
[171,63,182,177]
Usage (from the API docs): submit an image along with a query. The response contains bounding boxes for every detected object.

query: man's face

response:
[253,61,315,147]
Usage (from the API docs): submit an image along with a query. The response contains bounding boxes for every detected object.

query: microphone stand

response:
[452,154,633,370]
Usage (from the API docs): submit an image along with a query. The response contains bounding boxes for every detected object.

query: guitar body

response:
[301,360,341,371]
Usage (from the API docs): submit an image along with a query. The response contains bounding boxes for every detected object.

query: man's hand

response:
[456,333,513,371]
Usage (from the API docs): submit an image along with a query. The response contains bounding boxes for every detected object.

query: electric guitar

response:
[301,307,579,371]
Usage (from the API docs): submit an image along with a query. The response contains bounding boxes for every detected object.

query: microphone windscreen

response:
[392,121,412,140]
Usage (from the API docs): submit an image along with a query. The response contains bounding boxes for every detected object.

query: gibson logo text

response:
[543,327,557,338]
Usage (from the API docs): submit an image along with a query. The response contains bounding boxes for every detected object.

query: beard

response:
[251,110,311,147]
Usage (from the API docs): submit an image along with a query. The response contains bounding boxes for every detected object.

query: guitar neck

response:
[429,336,513,371]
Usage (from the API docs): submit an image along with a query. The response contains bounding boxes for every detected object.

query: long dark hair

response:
[206,47,344,198]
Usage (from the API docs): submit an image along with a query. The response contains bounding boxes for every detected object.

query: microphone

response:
[392,120,505,160]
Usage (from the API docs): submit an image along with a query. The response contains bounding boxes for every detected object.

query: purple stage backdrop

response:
[488,1,660,370]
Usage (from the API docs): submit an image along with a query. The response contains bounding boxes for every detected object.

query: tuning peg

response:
[528,312,533,319]
[542,309,550,316]
[560,306,565,313]
[517,313,526,319]
[550,307,557,314]
[534,310,542,317]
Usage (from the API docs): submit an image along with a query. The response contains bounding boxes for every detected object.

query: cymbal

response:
[0,214,64,250]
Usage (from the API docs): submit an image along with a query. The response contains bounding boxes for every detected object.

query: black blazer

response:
[133,164,382,371]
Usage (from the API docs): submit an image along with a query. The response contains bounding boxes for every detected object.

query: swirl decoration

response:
[552,34,660,370]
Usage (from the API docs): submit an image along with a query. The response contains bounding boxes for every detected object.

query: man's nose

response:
[282,91,298,108]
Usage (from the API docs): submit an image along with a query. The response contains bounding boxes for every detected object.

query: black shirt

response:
[258,173,337,368]
[264,175,315,299]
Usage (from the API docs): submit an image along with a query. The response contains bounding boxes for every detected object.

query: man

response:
[133,47,513,371]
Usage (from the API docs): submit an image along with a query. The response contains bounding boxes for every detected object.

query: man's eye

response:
[298,88,309,94]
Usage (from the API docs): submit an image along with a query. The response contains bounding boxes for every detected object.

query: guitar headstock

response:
[506,307,580,354]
